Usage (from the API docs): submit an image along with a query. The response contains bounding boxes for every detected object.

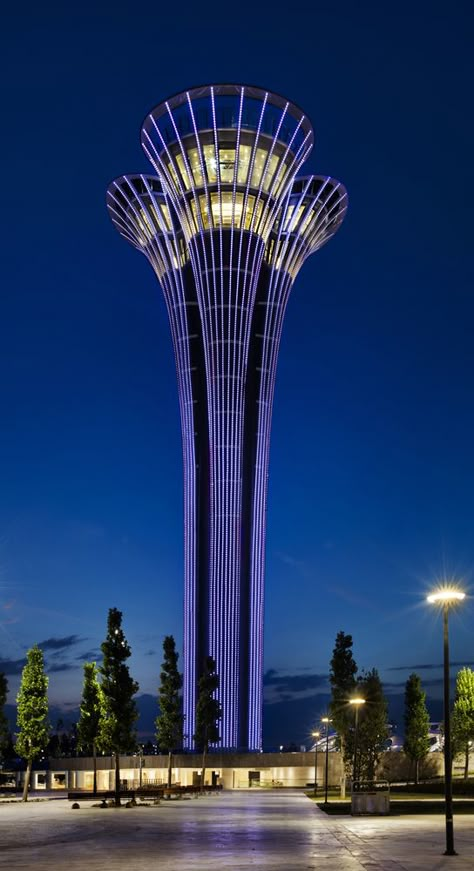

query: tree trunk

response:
[464,743,469,781]
[114,751,121,807]
[414,758,419,786]
[201,746,207,793]
[93,743,97,796]
[22,759,32,802]
[168,751,173,789]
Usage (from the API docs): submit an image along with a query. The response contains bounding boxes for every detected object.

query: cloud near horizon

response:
[263,668,329,705]
[387,660,474,672]
[47,662,78,674]
[38,635,83,652]
[0,657,27,676]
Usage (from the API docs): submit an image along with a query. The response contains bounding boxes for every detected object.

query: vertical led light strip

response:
[108,85,346,751]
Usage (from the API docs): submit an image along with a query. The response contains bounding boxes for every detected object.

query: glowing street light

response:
[321,716,332,805]
[312,731,321,797]
[349,697,366,785]
[427,586,465,856]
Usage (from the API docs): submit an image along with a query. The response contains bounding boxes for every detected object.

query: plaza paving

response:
[0,789,473,870]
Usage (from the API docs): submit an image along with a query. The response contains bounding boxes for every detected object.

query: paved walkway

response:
[0,790,473,870]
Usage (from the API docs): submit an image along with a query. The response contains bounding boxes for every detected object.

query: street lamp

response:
[321,716,332,804]
[349,697,366,785]
[312,731,320,797]
[427,586,465,856]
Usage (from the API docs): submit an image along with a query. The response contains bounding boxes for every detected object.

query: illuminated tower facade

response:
[107,85,347,750]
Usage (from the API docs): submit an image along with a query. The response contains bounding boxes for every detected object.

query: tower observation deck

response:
[107,84,347,750]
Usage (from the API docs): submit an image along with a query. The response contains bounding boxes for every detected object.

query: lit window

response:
[210,191,244,227]
[175,154,191,190]
[237,145,251,185]
[139,208,153,238]
[203,144,217,183]
[190,199,199,232]
[187,148,204,186]
[199,194,211,230]
[250,148,268,188]
[261,153,279,193]
[244,195,256,230]
[159,204,172,231]
[167,161,179,190]
[300,209,315,237]
[219,148,235,184]
[273,162,289,197]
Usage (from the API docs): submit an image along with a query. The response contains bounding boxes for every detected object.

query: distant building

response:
[107,85,347,750]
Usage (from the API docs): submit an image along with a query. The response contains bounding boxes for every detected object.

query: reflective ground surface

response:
[0,790,473,870]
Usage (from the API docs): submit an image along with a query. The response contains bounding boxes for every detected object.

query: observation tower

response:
[107,84,347,750]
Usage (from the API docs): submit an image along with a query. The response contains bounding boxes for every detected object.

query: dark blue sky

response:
[1,1,473,747]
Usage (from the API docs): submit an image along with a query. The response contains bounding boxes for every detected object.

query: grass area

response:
[305,785,474,815]
[315,799,474,815]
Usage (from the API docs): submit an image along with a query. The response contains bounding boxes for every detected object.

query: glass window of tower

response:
[158,203,172,231]
[166,161,180,191]
[188,148,204,186]
[175,153,191,190]
[250,148,268,188]
[219,148,235,183]
[203,144,217,183]
[261,153,279,192]
[237,144,251,184]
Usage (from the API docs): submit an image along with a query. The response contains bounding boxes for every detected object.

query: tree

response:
[0,672,9,762]
[194,656,221,790]
[403,673,431,785]
[355,669,389,780]
[155,636,184,788]
[99,608,139,806]
[77,662,104,795]
[15,646,49,801]
[452,667,474,781]
[329,631,358,796]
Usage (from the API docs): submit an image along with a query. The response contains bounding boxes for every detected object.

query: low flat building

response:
[47,752,343,791]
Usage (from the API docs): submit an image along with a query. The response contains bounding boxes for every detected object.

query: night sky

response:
[1,1,473,748]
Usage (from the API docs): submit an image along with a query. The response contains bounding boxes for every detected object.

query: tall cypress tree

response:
[194,656,221,790]
[77,662,104,795]
[16,646,50,801]
[156,635,183,788]
[356,668,389,780]
[100,608,139,806]
[403,673,431,785]
[329,631,358,796]
[452,667,474,781]
[0,672,9,762]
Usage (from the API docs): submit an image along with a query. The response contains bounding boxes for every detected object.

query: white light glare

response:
[427,589,466,604]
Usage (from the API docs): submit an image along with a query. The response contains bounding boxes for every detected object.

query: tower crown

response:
[141,84,314,243]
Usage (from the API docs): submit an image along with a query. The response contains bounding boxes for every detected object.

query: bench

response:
[68,784,222,804]
[67,788,164,803]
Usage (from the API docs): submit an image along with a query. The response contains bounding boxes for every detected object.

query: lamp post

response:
[312,731,320,797]
[427,587,465,856]
[321,716,332,804]
[349,698,365,786]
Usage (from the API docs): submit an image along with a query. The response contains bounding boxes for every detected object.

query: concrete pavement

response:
[0,789,473,869]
